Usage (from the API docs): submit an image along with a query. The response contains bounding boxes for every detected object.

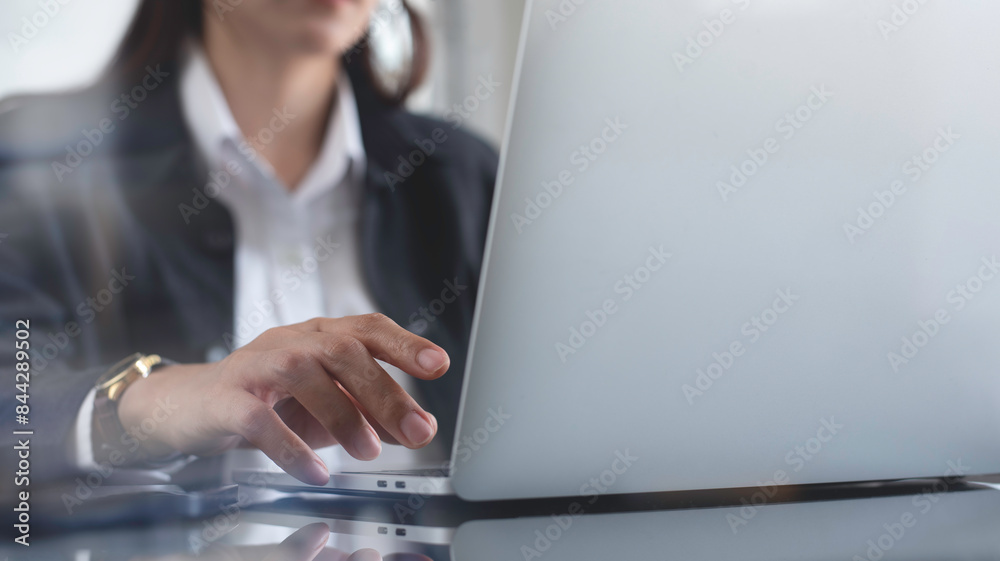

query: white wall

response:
[421,0,524,144]
[0,0,139,99]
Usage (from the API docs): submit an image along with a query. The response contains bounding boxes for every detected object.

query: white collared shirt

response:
[180,42,375,349]
[71,44,443,476]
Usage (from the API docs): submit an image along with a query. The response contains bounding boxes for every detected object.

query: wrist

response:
[115,363,195,459]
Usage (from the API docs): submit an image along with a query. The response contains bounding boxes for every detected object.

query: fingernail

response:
[304,460,330,486]
[417,348,448,373]
[401,410,435,445]
[353,427,382,460]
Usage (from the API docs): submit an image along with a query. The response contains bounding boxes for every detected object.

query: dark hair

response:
[111,0,430,106]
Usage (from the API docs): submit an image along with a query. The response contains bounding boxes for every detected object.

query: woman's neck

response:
[203,19,340,191]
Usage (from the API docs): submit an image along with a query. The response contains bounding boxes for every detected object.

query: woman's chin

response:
[309,0,357,7]
[288,18,368,55]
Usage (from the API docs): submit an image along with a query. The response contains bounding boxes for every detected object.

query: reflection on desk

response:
[139,523,432,561]
[6,484,1000,560]
[455,485,1000,560]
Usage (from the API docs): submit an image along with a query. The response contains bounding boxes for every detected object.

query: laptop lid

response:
[452,0,1000,500]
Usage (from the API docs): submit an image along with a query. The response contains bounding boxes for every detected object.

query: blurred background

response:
[0,0,523,145]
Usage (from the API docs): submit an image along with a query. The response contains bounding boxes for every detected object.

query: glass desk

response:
[8,479,1000,560]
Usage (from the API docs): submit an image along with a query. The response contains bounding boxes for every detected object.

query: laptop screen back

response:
[452,0,1000,500]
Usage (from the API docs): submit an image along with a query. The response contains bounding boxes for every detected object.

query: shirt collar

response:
[178,41,366,202]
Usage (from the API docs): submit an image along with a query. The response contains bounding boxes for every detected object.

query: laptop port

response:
[377,480,387,488]
[395,481,406,489]
[396,528,406,536]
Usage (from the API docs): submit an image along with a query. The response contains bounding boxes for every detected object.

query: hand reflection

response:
[128,523,433,561]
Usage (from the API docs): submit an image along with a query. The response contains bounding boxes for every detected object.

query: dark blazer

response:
[0,58,498,485]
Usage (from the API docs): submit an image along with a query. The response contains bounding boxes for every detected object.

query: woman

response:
[0,0,497,487]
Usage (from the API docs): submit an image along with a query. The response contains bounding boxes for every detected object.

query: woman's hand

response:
[115,314,450,485]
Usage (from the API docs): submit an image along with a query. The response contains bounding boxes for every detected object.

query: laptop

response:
[236,0,1000,501]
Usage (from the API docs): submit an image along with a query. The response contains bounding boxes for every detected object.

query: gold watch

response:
[92,353,163,466]
[95,353,162,401]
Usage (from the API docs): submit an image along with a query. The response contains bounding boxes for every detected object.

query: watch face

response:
[96,352,145,392]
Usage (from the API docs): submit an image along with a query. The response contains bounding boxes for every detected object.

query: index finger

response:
[301,314,450,380]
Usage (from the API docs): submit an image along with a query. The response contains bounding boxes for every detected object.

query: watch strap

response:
[91,354,168,467]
